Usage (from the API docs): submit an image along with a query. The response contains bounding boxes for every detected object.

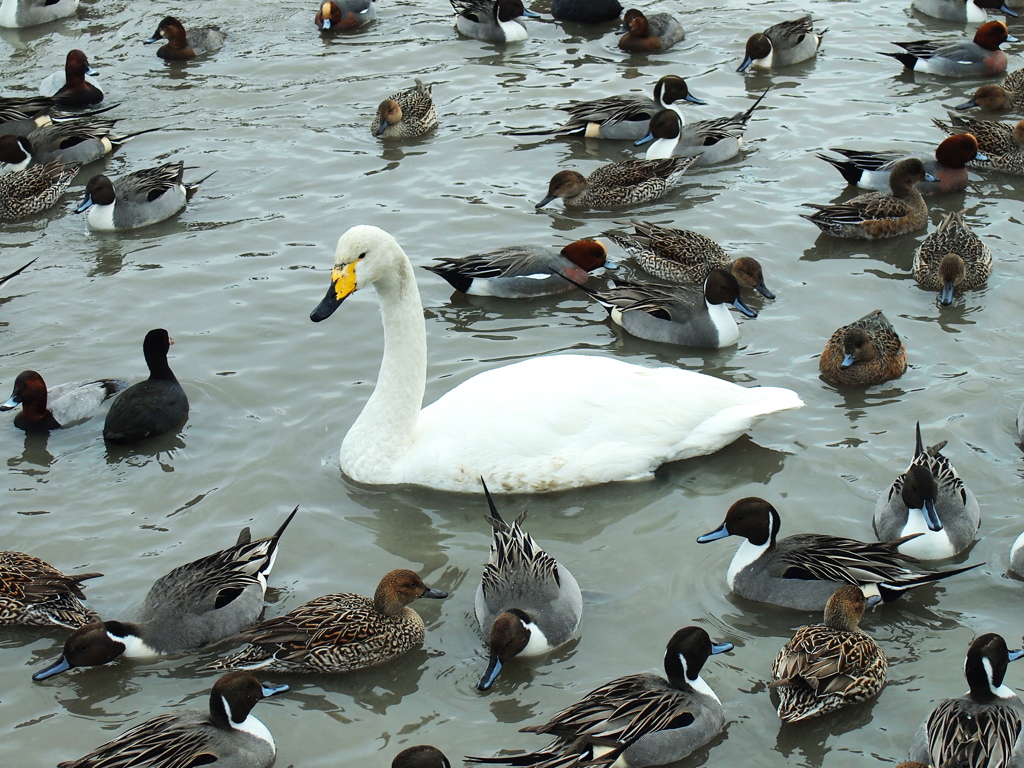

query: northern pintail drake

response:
[934,111,1023,156]
[605,220,775,298]
[536,156,697,209]
[913,210,992,305]
[617,8,685,52]
[0,0,77,28]
[912,0,1017,21]
[696,497,979,611]
[202,569,448,673]
[0,95,57,136]
[32,508,297,680]
[908,633,1024,768]
[475,480,582,691]
[145,16,226,60]
[771,585,887,722]
[0,121,162,171]
[0,257,36,293]
[801,157,933,239]
[451,0,539,43]
[817,134,984,195]
[551,0,620,22]
[103,329,188,445]
[882,21,1015,77]
[737,15,825,72]
[957,68,1024,111]
[572,271,756,349]
[0,551,101,629]
[372,79,438,139]
[39,50,103,107]
[1011,531,1024,576]
[0,158,79,221]
[1,370,125,432]
[76,161,213,230]
[309,226,803,493]
[57,671,289,768]
[424,238,612,297]
[394,746,452,768]
[316,0,376,30]
[637,88,769,166]
[467,626,733,768]
[819,310,907,387]
[873,422,981,560]
[509,75,705,141]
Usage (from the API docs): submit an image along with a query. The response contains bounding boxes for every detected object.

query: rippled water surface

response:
[3,0,1024,765]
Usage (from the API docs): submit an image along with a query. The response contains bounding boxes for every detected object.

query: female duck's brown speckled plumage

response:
[819,310,907,387]
[371,79,438,139]
[801,157,931,239]
[202,569,448,673]
[606,220,775,298]
[958,69,1024,111]
[934,112,1024,158]
[535,157,696,210]
[0,551,101,629]
[914,210,992,304]
[771,585,888,723]
[0,158,79,221]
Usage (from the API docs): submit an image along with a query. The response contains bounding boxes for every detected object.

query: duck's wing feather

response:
[926,698,1022,768]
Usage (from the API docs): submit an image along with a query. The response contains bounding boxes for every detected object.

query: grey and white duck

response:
[696,497,980,611]
[2,369,125,432]
[737,15,825,72]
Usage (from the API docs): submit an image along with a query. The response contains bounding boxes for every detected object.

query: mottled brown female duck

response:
[819,310,906,387]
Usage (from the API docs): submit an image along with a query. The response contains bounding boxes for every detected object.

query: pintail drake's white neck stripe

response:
[727,538,766,589]
[108,630,161,658]
[901,509,955,559]
[499,19,527,42]
[220,696,276,746]
[520,620,552,657]
[707,302,738,346]
[88,202,117,231]
[681,653,720,702]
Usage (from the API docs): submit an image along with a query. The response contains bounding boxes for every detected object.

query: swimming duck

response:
[617,8,685,52]
[32,508,297,680]
[509,75,705,141]
[551,0,620,23]
[1,370,126,432]
[913,210,992,305]
[424,238,612,297]
[605,220,775,299]
[771,585,888,722]
[476,480,582,691]
[908,633,1024,768]
[737,15,825,72]
[202,569,448,673]
[0,95,59,136]
[103,329,188,445]
[817,134,985,195]
[535,156,697,210]
[873,422,981,560]
[696,497,979,611]
[309,226,803,493]
[371,79,438,139]
[801,158,933,239]
[1011,531,1024,576]
[572,271,756,349]
[307,227,802,493]
[819,310,907,387]
[0,158,79,221]
[450,0,540,43]
[316,0,376,30]
[934,112,1023,156]
[76,162,214,231]
[912,0,1017,22]
[466,626,733,768]
[636,88,769,166]
[0,551,101,629]
[0,0,77,27]
[394,746,452,768]
[144,16,226,60]
[0,121,162,171]
[57,671,289,768]
[882,21,1015,77]
[39,50,103,107]
[957,69,1024,111]
[0,257,36,293]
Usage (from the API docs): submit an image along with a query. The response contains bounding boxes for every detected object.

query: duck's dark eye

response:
[358,252,367,259]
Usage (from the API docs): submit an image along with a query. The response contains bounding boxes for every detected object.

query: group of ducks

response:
[3,0,1024,767]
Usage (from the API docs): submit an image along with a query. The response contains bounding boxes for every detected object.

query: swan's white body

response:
[311,226,804,494]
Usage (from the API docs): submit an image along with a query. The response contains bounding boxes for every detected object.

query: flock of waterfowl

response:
[2,0,1024,767]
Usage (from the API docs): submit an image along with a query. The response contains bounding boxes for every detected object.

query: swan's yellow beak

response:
[310,263,358,323]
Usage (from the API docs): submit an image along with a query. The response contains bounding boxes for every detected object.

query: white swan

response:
[309,226,804,494]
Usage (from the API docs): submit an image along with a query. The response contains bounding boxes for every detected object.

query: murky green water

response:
[2,0,1024,766]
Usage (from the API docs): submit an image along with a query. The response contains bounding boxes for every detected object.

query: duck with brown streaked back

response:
[913,210,992,305]
[771,585,888,723]
[934,112,1024,157]
[617,8,685,52]
[801,157,934,239]
[201,569,448,673]
[536,156,696,209]
[819,310,906,387]
[957,68,1024,111]
[0,551,101,629]
[372,79,438,139]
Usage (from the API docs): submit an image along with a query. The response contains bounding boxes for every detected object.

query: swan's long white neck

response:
[340,244,426,475]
